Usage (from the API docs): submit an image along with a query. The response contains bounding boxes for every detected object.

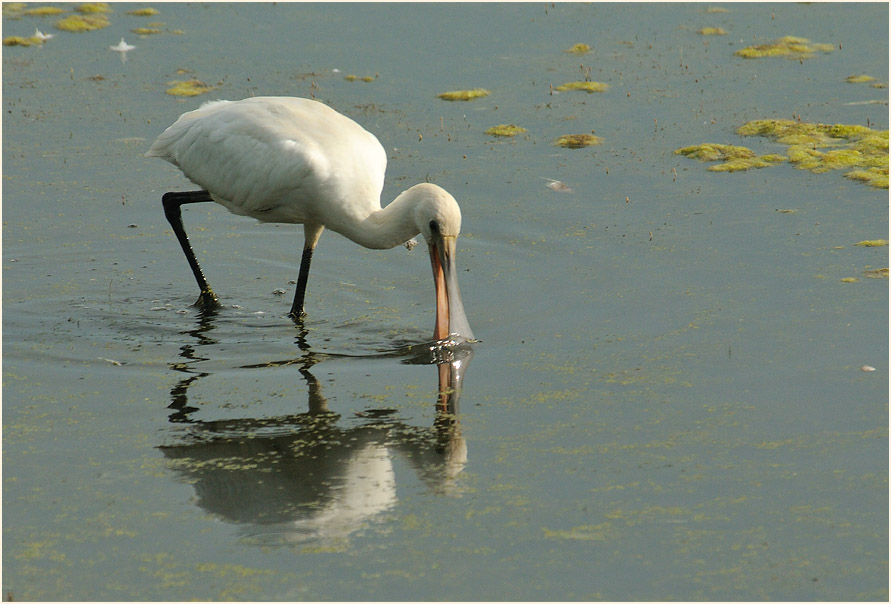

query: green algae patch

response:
[705,6,729,13]
[840,277,859,283]
[23,6,66,16]
[437,88,490,101]
[676,119,890,188]
[709,154,786,172]
[76,2,112,14]
[131,27,162,35]
[698,27,727,36]
[734,35,835,59]
[554,134,603,148]
[854,240,888,247]
[55,13,110,31]
[126,7,159,16]
[675,144,785,172]
[485,124,527,137]
[165,79,215,97]
[846,74,876,84]
[564,43,591,54]
[3,35,45,46]
[674,143,754,162]
[555,81,609,93]
[845,167,889,188]
[344,74,377,82]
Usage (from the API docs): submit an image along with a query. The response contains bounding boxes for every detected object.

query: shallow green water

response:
[3,3,888,600]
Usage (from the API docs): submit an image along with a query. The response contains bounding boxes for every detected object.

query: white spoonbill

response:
[146,96,474,342]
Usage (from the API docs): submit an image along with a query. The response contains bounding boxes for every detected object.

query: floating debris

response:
[734,35,835,59]
[484,124,527,137]
[861,365,877,372]
[23,6,66,16]
[108,36,135,62]
[854,240,888,247]
[554,81,609,94]
[126,7,159,16]
[165,79,215,97]
[76,3,112,14]
[554,134,603,148]
[55,13,110,31]
[542,178,573,193]
[564,43,591,54]
[437,88,491,101]
[698,26,727,35]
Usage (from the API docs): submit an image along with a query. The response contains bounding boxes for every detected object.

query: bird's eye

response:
[429,220,440,234]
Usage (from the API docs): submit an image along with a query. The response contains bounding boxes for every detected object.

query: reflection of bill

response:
[160,344,472,547]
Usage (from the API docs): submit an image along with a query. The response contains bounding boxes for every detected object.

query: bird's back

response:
[146,97,388,226]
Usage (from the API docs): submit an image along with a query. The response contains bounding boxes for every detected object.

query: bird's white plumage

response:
[147,97,387,229]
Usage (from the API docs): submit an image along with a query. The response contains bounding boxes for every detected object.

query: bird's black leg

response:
[162,190,220,308]
[289,247,314,320]
[289,223,324,321]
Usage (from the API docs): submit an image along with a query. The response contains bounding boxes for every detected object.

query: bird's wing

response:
[147,100,326,219]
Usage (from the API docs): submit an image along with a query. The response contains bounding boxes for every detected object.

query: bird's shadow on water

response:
[159,306,474,548]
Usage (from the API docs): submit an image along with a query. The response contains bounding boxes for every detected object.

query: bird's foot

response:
[193,288,220,309]
[288,308,307,324]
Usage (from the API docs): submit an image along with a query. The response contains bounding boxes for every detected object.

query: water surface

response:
[3,3,888,600]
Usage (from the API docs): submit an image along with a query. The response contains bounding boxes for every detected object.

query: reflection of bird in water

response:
[160,342,472,547]
[146,96,474,342]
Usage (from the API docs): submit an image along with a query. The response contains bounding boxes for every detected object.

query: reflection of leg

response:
[162,190,219,308]
[289,223,324,320]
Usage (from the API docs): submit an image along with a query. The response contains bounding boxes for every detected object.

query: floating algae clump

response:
[76,3,112,14]
[3,35,45,46]
[674,143,784,171]
[855,240,888,247]
[131,27,162,35]
[735,35,834,59]
[555,81,609,93]
[485,124,527,137]
[437,89,490,101]
[698,27,727,35]
[863,268,889,278]
[126,7,159,16]
[846,74,876,84]
[554,134,603,148]
[677,121,889,187]
[55,14,109,31]
[845,167,889,188]
[565,43,591,54]
[165,80,215,97]
[23,6,66,15]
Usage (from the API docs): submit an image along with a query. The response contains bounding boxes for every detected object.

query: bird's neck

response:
[338,189,419,250]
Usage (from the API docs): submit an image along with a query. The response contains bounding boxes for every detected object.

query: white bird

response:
[33,28,53,42]
[146,96,474,342]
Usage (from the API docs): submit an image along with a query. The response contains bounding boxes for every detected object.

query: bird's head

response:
[405,184,474,344]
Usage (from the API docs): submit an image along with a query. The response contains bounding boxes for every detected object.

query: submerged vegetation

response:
[677,119,889,188]
[734,35,835,59]
[437,88,491,101]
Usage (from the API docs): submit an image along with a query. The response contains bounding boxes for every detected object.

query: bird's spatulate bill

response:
[431,237,474,343]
